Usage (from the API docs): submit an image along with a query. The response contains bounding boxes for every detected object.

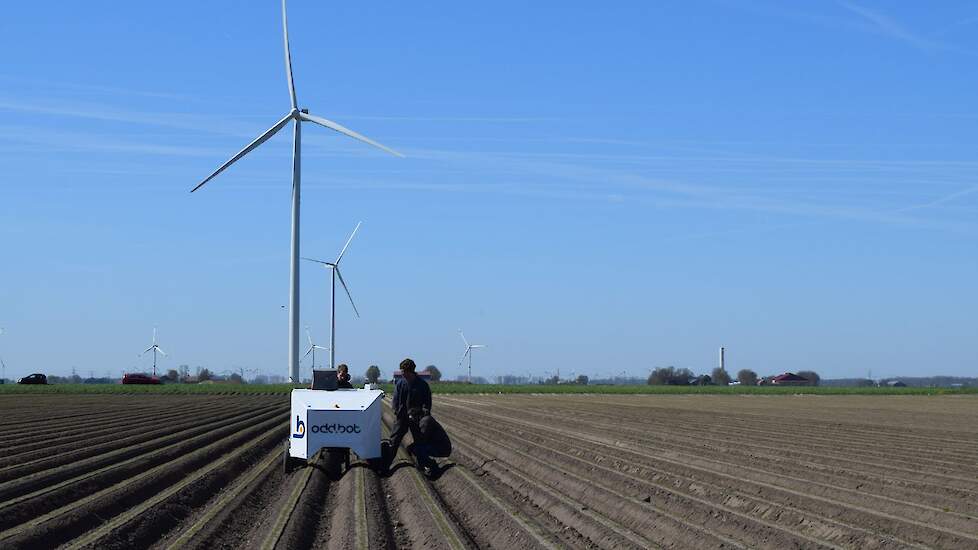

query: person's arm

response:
[392,380,402,413]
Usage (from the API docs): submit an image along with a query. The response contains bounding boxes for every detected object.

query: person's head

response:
[337,364,350,382]
[400,358,417,382]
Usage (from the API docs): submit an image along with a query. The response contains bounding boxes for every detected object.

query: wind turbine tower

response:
[719,346,725,372]
[303,222,361,370]
[141,328,167,376]
[458,330,487,383]
[191,0,402,384]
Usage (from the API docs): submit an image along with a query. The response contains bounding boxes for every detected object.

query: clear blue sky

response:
[1,1,976,381]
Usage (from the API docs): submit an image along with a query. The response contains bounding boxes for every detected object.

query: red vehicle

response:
[122,373,161,385]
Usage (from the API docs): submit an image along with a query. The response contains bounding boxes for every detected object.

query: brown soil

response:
[1,393,976,549]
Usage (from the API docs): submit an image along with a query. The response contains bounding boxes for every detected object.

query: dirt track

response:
[1,393,977,549]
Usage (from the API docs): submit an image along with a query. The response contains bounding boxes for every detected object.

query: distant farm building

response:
[768,372,813,386]
[392,369,433,382]
[886,380,907,387]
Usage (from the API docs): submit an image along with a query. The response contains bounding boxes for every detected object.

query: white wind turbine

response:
[303,325,328,370]
[302,222,361,370]
[140,328,167,376]
[191,0,402,384]
[458,330,487,383]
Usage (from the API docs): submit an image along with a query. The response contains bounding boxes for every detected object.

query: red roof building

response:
[392,369,433,382]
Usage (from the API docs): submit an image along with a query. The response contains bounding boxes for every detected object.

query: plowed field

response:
[1,393,976,549]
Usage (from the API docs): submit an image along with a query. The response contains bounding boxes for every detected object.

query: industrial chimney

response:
[719,346,725,371]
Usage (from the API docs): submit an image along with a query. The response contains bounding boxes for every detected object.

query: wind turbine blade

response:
[301,257,333,266]
[458,347,471,367]
[191,113,293,192]
[142,346,154,355]
[303,346,313,359]
[306,326,313,347]
[153,327,157,345]
[299,112,404,158]
[335,221,361,265]
[281,0,297,109]
[471,344,487,349]
[458,330,469,348]
[156,347,167,357]
[334,267,360,318]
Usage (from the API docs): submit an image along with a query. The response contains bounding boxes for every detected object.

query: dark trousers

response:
[388,417,420,457]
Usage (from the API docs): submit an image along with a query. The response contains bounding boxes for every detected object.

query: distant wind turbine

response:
[303,222,361,370]
[140,328,167,376]
[458,330,487,383]
[303,326,328,369]
[190,0,402,384]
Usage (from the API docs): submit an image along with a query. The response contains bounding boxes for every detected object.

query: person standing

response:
[387,358,431,467]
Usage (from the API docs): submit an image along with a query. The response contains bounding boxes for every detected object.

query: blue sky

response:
[1,1,976,381]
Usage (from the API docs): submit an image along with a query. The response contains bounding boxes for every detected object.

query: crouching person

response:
[409,407,452,478]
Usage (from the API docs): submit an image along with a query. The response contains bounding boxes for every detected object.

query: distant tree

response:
[365,365,381,384]
[648,366,694,385]
[711,367,732,386]
[228,373,244,384]
[576,375,589,385]
[674,368,695,385]
[648,366,673,385]
[737,369,758,386]
[163,369,179,382]
[198,368,212,382]
[253,374,269,385]
[797,370,821,386]
[426,365,442,382]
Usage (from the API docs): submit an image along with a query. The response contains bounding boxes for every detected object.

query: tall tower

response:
[719,346,726,371]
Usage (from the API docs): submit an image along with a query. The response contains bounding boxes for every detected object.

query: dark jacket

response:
[418,414,452,457]
[392,377,432,419]
[337,379,354,389]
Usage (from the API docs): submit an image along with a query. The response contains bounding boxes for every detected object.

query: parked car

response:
[122,373,161,385]
[18,373,48,385]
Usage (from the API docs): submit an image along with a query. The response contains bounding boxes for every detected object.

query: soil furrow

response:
[0,405,285,513]
[0,413,286,549]
[446,405,928,550]
[442,400,978,549]
[62,424,285,549]
[0,402,279,483]
[445,413,827,550]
